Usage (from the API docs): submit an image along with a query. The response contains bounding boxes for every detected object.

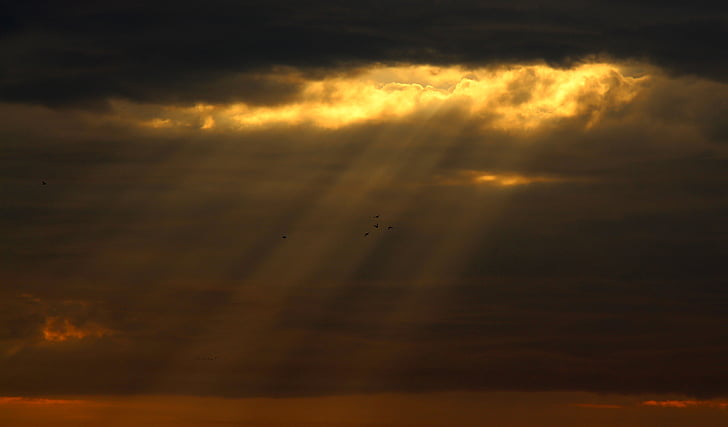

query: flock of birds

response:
[364,215,394,236]
[41,181,394,240]
[41,179,394,363]
[281,215,394,239]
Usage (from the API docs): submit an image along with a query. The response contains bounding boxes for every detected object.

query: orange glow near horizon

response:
[2,393,728,427]
[641,400,728,409]
[130,62,648,132]
[0,397,85,406]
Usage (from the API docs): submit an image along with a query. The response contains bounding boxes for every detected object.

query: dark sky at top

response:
[2,0,726,107]
[1,0,728,403]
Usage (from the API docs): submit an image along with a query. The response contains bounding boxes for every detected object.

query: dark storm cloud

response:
[1,0,726,107]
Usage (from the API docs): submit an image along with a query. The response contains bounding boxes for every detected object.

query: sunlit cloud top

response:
[131,63,648,132]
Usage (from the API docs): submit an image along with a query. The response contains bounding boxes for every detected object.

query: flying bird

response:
[41,181,47,185]
[374,224,379,228]
[281,235,287,239]
[364,232,369,236]
[387,226,393,230]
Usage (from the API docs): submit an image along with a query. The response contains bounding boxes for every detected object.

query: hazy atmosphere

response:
[2,1,728,425]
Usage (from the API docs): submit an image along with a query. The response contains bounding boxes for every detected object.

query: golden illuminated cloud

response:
[473,173,562,186]
[42,316,113,342]
[435,170,575,187]
[128,62,648,132]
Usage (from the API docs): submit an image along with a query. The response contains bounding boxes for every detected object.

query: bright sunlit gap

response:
[474,173,562,186]
[434,170,578,187]
[134,63,649,131]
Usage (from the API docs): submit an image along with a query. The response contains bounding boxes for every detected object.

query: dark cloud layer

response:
[1,0,726,107]
[2,279,728,398]
[2,69,728,398]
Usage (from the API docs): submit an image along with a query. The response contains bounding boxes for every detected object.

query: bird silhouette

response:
[41,181,47,185]
[281,235,287,239]
[374,224,379,228]
[373,215,379,218]
[364,232,369,236]
[387,226,393,230]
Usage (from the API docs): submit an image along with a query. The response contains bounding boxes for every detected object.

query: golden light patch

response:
[134,63,647,131]
[141,118,174,128]
[41,316,112,342]
[474,173,563,186]
[437,170,570,187]
[200,115,215,130]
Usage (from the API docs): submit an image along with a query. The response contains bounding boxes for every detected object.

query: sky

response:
[1,1,728,425]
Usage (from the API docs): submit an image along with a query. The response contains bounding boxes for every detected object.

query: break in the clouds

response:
[126,63,646,131]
